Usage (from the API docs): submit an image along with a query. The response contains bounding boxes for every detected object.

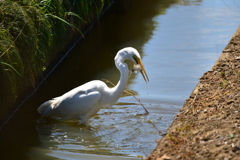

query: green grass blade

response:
[0,62,21,76]
[46,13,84,37]
[65,12,86,23]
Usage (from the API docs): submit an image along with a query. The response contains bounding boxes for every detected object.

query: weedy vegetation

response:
[0,0,109,125]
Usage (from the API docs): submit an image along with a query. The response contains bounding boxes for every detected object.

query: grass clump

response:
[0,0,109,125]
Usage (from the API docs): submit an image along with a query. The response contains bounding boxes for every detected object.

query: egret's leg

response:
[78,115,89,126]
[78,105,100,126]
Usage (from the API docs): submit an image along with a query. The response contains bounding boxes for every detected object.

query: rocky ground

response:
[146,27,240,160]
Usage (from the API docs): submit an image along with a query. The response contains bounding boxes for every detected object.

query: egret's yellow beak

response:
[133,55,149,83]
[138,60,149,83]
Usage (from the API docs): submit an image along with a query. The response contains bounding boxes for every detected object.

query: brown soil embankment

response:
[147,26,240,160]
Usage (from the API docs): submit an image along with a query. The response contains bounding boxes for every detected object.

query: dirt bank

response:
[146,26,240,160]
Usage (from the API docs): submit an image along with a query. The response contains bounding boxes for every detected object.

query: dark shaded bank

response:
[146,26,240,160]
[0,0,112,128]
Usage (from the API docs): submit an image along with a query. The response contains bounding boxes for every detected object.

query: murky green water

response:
[1,0,240,159]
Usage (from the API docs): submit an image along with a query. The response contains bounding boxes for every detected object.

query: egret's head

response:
[116,47,149,83]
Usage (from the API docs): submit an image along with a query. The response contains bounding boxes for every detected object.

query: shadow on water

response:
[1,0,240,159]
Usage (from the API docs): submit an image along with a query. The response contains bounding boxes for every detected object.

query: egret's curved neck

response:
[111,61,129,100]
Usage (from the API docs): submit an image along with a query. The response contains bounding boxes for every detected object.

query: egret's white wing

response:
[53,91,101,118]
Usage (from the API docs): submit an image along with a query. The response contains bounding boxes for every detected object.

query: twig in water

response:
[123,89,149,115]
[151,120,163,136]
[102,79,149,115]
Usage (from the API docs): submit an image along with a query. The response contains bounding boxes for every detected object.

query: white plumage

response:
[37,47,149,126]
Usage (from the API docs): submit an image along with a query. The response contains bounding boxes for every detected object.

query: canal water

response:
[1,0,240,159]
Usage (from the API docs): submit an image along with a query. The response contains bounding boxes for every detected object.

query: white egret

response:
[37,47,149,126]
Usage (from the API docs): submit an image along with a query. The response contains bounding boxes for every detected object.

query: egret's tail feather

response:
[37,100,56,117]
